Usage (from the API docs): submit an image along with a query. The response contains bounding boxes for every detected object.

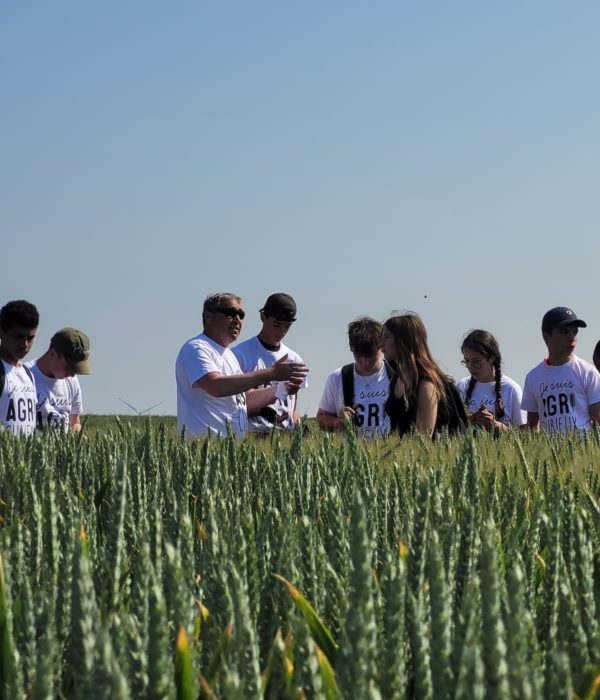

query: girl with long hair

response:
[458,329,525,430]
[382,312,466,437]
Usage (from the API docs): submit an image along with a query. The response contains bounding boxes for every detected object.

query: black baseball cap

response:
[541,307,587,334]
[260,293,297,322]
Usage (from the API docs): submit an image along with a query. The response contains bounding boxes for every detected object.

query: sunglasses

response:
[209,307,246,320]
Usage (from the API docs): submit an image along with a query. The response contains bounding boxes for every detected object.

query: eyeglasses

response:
[209,307,246,320]
[461,357,486,369]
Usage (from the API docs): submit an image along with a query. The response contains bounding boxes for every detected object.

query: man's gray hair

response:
[202,293,242,325]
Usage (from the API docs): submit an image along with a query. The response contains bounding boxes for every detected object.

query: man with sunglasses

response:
[176,292,308,438]
[233,293,307,434]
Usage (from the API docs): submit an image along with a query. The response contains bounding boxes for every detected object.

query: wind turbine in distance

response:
[118,398,163,416]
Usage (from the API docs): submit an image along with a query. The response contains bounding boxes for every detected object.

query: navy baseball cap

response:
[541,307,587,334]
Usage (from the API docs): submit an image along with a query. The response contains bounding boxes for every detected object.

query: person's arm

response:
[69,414,82,433]
[246,385,278,415]
[414,380,438,434]
[589,401,600,427]
[194,356,307,397]
[316,406,356,432]
[526,411,540,431]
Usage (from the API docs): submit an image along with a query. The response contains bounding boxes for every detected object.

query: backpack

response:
[341,360,394,407]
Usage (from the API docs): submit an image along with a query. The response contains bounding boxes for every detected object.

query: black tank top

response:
[385,375,454,437]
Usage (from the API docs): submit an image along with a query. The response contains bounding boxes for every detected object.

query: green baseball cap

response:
[50,327,92,375]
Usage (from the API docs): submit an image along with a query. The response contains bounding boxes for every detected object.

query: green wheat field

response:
[2,418,600,698]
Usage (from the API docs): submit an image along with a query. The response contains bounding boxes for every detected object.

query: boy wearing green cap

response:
[27,327,91,433]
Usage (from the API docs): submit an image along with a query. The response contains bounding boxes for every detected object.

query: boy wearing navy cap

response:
[521,307,600,433]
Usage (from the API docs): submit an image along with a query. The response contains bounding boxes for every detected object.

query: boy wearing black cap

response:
[0,300,39,436]
[27,328,91,432]
[233,293,308,433]
[521,307,600,433]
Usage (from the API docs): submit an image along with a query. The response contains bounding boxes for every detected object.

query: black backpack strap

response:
[0,360,5,398]
[341,363,354,407]
[23,365,34,384]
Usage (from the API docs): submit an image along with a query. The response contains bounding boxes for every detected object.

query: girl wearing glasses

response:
[457,329,525,430]
[381,313,467,437]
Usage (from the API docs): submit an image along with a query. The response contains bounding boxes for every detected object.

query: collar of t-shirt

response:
[258,338,280,352]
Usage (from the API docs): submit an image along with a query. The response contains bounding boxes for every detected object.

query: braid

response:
[493,357,505,420]
[465,376,477,410]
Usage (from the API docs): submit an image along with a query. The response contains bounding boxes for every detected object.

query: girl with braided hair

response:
[457,329,525,431]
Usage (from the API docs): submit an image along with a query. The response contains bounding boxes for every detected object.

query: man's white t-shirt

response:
[176,333,248,438]
[521,354,600,433]
[456,374,526,427]
[233,336,307,433]
[0,360,37,436]
[319,363,390,437]
[26,361,82,431]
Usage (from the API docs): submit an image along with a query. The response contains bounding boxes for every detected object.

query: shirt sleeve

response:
[71,377,83,414]
[520,372,538,413]
[455,377,469,401]
[318,371,341,414]
[508,382,526,426]
[584,365,600,405]
[182,341,220,386]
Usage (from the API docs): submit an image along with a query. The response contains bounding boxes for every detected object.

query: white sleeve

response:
[318,371,341,414]
[584,365,600,405]
[455,377,469,401]
[508,382,526,426]
[520,372,538,413]
[71,377,83,415]
[182,342,219,386]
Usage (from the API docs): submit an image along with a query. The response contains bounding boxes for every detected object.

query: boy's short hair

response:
[348,316,382,357]
[0,300,39,332]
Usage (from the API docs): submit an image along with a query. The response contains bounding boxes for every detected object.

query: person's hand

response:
[271,355,309,382]
[338,405,356,422]
[286,377,303,395]
[471,407,495,430]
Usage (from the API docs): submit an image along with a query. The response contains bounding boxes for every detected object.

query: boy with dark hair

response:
[0,300,39,436]
[317,316,391,436]
[521,306,600,433]
[233,293,307,434]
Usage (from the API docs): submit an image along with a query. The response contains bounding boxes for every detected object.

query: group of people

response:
[0,300,91,435]
[176,292,600,440]
[3,294,599,441]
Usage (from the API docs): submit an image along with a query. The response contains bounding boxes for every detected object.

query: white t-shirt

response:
[233,336,307,433]
[456,374,526,427]
[176,333,248,438]
[0,360,37,436]
[521,354,600,433]
[26,361,82,431]
[319,363,390,437]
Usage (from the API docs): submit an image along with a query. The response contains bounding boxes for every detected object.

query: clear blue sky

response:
[3,2,600,416]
